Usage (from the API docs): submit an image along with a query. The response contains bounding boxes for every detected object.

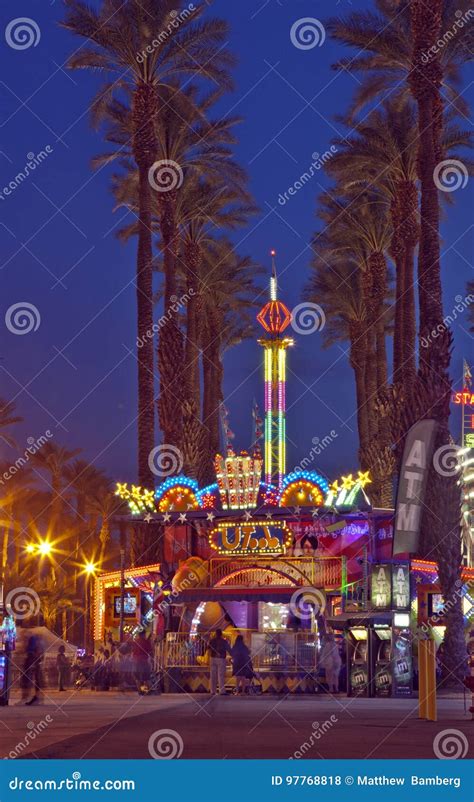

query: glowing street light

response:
[25,543,36,554]
[37,541,52,557]
[83,561,97,576]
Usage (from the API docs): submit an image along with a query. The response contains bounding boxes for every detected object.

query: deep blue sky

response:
[0,0,472,486]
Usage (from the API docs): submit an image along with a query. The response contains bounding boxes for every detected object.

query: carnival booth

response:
[104,255,474,694]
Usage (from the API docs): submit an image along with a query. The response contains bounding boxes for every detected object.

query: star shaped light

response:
[330,480,340,495]
[341,474,355,491]
[265,511,273,520]
[357,470,371,488]
[162,512,171,523]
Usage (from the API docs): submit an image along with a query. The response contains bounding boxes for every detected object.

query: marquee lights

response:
[324,470,372,508]
[280,479,325,508]
[215,450,263,510]
[155,475,199,502]
[209,520,293,555]
[158,485,199,513]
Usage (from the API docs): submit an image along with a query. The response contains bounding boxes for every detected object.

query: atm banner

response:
[371,563,410,610]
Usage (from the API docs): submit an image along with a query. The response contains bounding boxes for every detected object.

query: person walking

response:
[319,633,342,694]
[207,629,231,695]
[231,634,253,694]
[132,630,153,695]
[22,634,44,706]
[56,645,70,692]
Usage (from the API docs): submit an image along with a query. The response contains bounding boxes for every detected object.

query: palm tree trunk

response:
[157,192,185,451]
[409,0,463,683]
[133,82,157,489]
[349,329,369,452]
[181,243,202,478]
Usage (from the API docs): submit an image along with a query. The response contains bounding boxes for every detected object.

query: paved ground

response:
[1,690,472,760]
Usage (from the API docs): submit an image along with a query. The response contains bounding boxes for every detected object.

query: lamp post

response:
[83,562,97,652]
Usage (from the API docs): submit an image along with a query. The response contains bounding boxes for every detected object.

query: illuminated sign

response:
[209,521,292,555]
[392,563,410,610]
[452,391,474,405]
[465,433,474,448]
[371,564,392,609]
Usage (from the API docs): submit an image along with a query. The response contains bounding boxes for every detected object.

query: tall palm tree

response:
[468,281,474,332]
[63,0,235,487]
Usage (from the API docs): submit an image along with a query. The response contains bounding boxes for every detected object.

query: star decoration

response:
[243,510,253,521]
[341,473,355,491]
[330,480,340,494]
[293,505,301,515]
[206,512,215,522]
[162,512,171,523]
[178,513,187,523]
[357,470,371,488]
[311,507,320,518]
[265,511,273,519]
[144,512,153,524]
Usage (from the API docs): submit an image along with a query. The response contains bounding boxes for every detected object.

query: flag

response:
[463,359,472,389]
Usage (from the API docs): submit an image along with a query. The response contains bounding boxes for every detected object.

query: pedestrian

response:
[132,630,153,695]
[207,628,231,695]
[21,634,44,706]
[56,645,70,692]
[231,634,253,694]
[319,633,342,694]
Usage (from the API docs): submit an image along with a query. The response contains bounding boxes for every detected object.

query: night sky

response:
[1,0,472,488]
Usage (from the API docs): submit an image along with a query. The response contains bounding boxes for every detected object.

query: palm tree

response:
[468,281,474,332]
[63,0,235,486]
[31,443,81,534]
[0,399,22,449]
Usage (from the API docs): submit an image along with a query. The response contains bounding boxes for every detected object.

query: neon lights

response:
[209,520,293,555]
[280,479,324,507]
[452,390,474,405]
[257,300,292,335]
[154,475,199,501]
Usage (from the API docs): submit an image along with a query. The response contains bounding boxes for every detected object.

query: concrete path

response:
[1,691,472,760]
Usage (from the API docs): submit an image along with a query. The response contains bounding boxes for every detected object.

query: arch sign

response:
[209,520,292,555]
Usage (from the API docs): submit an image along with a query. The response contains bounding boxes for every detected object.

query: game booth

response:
[97,258,474,695]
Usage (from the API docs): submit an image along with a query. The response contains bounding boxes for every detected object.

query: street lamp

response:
[82,560,97,652]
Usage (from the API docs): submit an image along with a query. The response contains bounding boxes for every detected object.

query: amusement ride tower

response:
[257,250,294,489]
